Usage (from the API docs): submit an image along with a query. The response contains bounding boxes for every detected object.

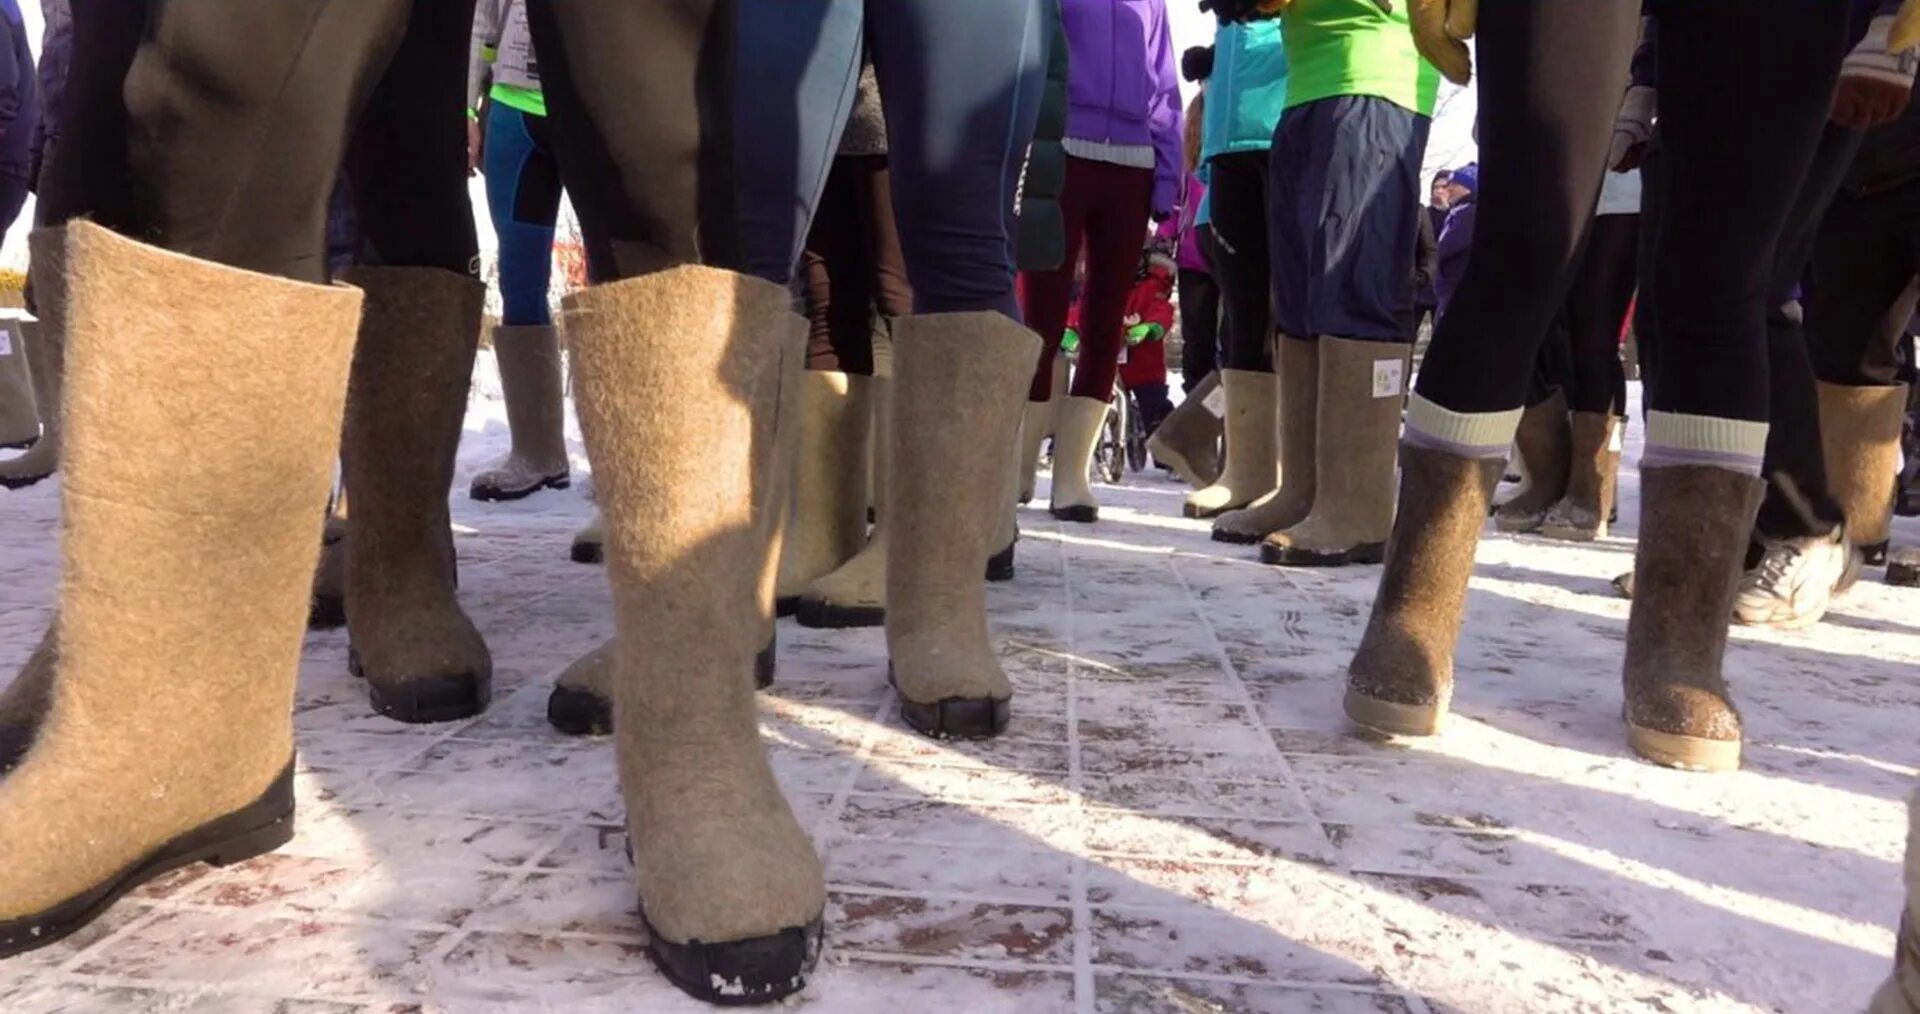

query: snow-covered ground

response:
[0,361,1915,1012]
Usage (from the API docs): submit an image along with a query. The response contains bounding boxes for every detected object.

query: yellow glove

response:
[1893,0,1920,54]
[1411,0,1477,87]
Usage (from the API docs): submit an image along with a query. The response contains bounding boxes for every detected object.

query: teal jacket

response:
[1199,21,1287,169]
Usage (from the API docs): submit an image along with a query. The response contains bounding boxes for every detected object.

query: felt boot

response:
[470,324,571,501]
[0,627,55,774]
[1623,465,1764,773]
[1214,337,1317,543]
[795,380,891,629]
[308,513,349,629]
[571,511,605,564]
[1541,412,1623,542]
[773,371,872,615]
[1493,391,1570,533]
[0,231,67,489]
[1261,337,1410,567]
[0,321,36,449]
[1147,370,1223,490]
[887,312,1040,739]
[1820,381,1908,566]
[1870,790,1920,1014]
[547,634,777,738]
[1183,368,1279,519]
[1346,446,1505,737]
[1017,399,1052,504]
[568,265,823,1005]
[340,267,492,724]
[1048,395,1107,523]
[0,223,360,957]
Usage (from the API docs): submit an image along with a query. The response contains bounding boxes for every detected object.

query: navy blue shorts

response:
[1267,95,1430,343]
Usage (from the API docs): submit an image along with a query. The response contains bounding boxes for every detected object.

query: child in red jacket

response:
[1063,244,1178,434]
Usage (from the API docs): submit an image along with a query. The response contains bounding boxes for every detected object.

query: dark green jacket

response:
[1018,0,1070,271]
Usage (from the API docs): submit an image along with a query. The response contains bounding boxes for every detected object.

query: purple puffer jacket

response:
[1061,0,1183,218]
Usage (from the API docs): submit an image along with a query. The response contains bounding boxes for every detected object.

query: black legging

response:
[1178,255,1221,391]
[52,0,450,282]
[1207,150,1273,372]
[1560,212,1637,415]
[1410,1,1641,413]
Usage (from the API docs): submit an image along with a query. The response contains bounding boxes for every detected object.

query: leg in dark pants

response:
[1021,155,1153,403]
[802,153,911,373]
[1564,213,1638,416]
[1178,265,1221,389]
[1210,150,1272,371]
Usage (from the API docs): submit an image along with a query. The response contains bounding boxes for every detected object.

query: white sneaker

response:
[1734,529,1858,630]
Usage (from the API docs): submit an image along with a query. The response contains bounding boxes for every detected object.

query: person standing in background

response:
[0,0,41,488]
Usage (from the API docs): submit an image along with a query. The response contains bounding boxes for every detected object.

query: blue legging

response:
[483,102,563,326]
[734,0,1046,319]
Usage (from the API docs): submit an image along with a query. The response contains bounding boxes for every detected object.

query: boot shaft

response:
[1817,381,1907,549]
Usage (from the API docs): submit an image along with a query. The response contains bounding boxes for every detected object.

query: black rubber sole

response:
[349,646,491,724]
[889,665,1011,740]
[1863,540,1891,568]
[794,598,884,630]
[642,908,824,1006]
[307,593,346,630]
[1210,528,1262,546]
[0,469,53,491]
[1050,504,1098,524]
[0,721,33,775]
[547,639,777,737]
[0,761,296,958]
[775,595,800,618]
[571,540,604,565]
[1258,541,1386,568]
[985,542,1016,582]
[470,472,571,503]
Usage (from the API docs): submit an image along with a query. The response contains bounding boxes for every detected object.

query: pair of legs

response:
[470,100,572,500]
[1351,0,1849,772]
[1209,96,1428,565]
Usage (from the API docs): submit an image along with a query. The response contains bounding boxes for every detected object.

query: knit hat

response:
[1450,163,1479,193]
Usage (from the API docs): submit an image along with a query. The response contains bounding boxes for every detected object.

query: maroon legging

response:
[1019,155,1154,403]
[801,154,912,372]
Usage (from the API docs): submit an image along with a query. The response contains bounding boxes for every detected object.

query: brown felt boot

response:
[1262,336,1409,567]
[1147,370,1224,490]
[1870,789,1920,1014]
[888,313,1040,739]
[1623,465,1764,773]
[0,627,55,774]
[1017,399,1052,504]
[1542,412,1622,542]
[340,268,492,724]
[0,320,36,449]
[569,265,823,1004]
[1819,381,1907,566]
[1215,337,1318,543]
[0,223,360,957]
[774,371,872,614]
[1049,395,1108,523]
[470,324,571,501]
[1494,391,1570,533]
[1346,446,1505,736]
[0,231,68,489]
[1184,368,1279,518]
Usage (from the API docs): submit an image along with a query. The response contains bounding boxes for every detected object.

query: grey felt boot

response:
[470,324,571,501]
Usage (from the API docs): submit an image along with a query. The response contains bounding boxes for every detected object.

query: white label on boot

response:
[1609,425,1625,453]
[1201,384,1227,417]
[0,333,11,356]
[1372,359,1404,399]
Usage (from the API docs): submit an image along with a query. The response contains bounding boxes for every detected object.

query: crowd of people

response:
[0,0,1918,1008]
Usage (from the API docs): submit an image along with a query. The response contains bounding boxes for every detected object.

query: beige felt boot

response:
[774,371,872,614]
[1623,465,1764,772]
[1017,398,1052,504]
[1214,337,1317,543]
[1541,412,1623,542]
[1493,391,1570,533]
[887,312,1040,739]
[470,324,571,501]
[568,265,823,1004]
[1048,395,1108,523]
[0,320,36,449]
[1819,381,1908,564]
[1184,368,1279,519]
[1261,336,1410,567]
[339,268,492,724]
[1147,369,1224,490]
[796,378,891,629]
[0,223,360,957]
[0,230,68,490]
[1870,789,1920,1014]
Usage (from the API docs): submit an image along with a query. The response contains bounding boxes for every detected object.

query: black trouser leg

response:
[1410,0,1640,412]
[527,0,738,281]
[1531,310,1575,407]
[1178,267,1221,390]
[1208,150,1273,371]
[1809,183,1920,389]
[1564,213,1638,414]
